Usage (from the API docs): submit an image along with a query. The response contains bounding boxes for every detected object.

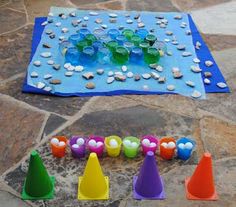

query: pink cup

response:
[87,135,105,157]
[141,135,159,155]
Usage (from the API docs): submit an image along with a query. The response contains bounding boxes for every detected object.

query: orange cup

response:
[160,137,176,160]
[50,136,68,158]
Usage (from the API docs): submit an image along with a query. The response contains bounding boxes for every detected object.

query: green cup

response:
[131,35,142,46]
[123,136,140,158]
[139,41,150,53]
[112,46,129,64]
[76,40,89,52]
[106,40,119,53]
[85,34,97,45]
[145,34,157,46]
[122,29,134,41]
[144,47,160,64]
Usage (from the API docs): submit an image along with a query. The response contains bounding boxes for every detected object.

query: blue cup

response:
[77,28,91,38]
[123,41,134,52]
[107,29,120,39]
[116,35,126,45]
[130,47,143,63]
[65,47,80,65]
[59,41,73,56]
[92,41,103,52]
[176,137,196,160]
[80,46,96,65]
[68,34,82,46]
[135,28,149,39]
[93,28,106,39]
[97,47,110,64]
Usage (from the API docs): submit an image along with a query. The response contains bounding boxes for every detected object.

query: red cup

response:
[160,137,176,160]
[141,135,159,155]
[87,135,105,157]
[50,136,68,158]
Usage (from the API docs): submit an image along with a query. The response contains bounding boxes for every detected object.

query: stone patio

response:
[0,0,235,207]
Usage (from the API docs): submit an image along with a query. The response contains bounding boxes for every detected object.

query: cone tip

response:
[147,151,154,157]
[31,150,38,156]
[90,152,97,158]
[203,152,211,158]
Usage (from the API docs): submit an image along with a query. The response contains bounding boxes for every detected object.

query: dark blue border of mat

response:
[22,15,230,96]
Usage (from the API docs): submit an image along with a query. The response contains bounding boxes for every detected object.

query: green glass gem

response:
[113,46,129,64]
[85,34,97,45]
[131,35,142,46]
[76,40,89,52]
[144,47,160,64]
[106,40,119,53]
[145,34,157,46]
[122,29,134,41]
[139,41,150,53]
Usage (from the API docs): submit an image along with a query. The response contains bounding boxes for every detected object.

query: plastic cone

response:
[78,152,109,200]
[133,151,165,200]
[185,152,218,200]
[22,150,55,200]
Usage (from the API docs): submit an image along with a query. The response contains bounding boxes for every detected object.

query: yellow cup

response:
[105,135,122,157]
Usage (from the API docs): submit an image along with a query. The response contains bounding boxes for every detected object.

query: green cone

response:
[22,150,55,200]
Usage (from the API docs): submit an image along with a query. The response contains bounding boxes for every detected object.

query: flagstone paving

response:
[0,0,235,207]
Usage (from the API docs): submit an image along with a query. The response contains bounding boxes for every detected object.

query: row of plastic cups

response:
[50,135,195,160]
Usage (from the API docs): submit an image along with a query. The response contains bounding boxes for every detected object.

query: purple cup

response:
[141,135,159,155]
[87,135,105,157]
[69,136,86,158]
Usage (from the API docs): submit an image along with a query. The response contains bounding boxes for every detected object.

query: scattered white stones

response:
[142,73,151,79]
[53,64,61,70]
[41,21,48,26]
[44,86,52,92]
[193,57,200,63]
[174,15,182,20]
[61,27,69,33]
[101,24,107,29]
[126,19,133,24]
[48,12,54,17]
[30,71,38,78]
[182,52,192,57]
[83,16,89,21]
[195,41,201,50]
[108,71,114,76]
[40,52,51,58]
[109,13,118,18]
[89,11,98,16]
[64,63,71,69]
[75,65,84,72]
[172,67,180,73]
[115,71,123,76]
[205,60,214,67]
[158,76,166,83]
[204,78,211,84]
[127,72,134,78]
[204,71,212,78]
[186,81,195,87]
[150,72,160,80]
[143,85,149,90]
[55,22,62,27]
[33,60,41,67]
[69,12,76,17]
[44,74,52,80]
[134,75,141,81]
[191,65,202,73]
[86,82,95,89]
[177,44,186,50]
[82,72,94,80]
[191,90,202,98]
[217,82,227,89]
[115,74,126,82]
[173,71,183,79]
[47,60,54,65]
[59,36,65,41]
[180,22,187,28]
[167,85,175,91]
[36,82,46,89]
[67,65,75,71]
[97,69,104,75]
[165,30,173,36]
[95,18,103,24]
[121,65,128,72]
[107,76,115,84]
[138,22,145,28]
[65,71,73,77]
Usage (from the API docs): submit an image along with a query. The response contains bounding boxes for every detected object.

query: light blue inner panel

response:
[27,6,206,98]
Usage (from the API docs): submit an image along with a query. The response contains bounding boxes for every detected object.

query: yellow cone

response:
[78,153,109,200]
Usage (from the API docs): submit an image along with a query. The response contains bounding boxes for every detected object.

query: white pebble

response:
[167,85,175,91]
[58,141,66,147]
[167,141,176,149]
[84,16,89,21]
[185,142,193,150]
[40,52,51,58]
[96,141,104,147]
[88,139,97,147]
[44,86,52,92]
[121,65,128,72]
[217,82,227,89]
[44,74,52,79]
[72,144,79,149]
[33,60,41,67]
[47,60,54,65]
[161,142,168,148]
[150,142,157,148]
[127,72,134,78]
[142,139,150,147]
[55,22,61,27]
[62,27,69,33]
[76,138,85,146]
[64,63,71,69]
[30,71,38,78]
[75,65,84,72]
[178,143,185,149]
[123,139,131,147]
[51,138,59,145]
[67,65,75,71]
[65,71,73,77]
[143,85,149,90]
[108,71,114,76]
[109,139,118,148]
[204,78,211,84]
[36,82,45,89]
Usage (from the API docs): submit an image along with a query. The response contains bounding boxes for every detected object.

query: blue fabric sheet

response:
[22,9,230,97]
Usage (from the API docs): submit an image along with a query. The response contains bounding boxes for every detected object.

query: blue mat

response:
[23,8,230,98]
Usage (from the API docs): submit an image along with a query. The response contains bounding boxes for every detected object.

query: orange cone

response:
[185,152,218,200]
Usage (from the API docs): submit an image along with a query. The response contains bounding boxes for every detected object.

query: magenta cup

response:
[141,135,159,155]
[87,135,105,157]
[69,136,86,158]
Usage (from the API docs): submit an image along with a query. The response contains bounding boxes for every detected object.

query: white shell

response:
[55,22,62,27]
[217,82,227,88]
[186,81,195,87]
[172,67,180,72]
[143,85,149,90]
[61,27,69,33]
[191,65,202,73]
[83,16,89,21]
[44,86,52,92]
